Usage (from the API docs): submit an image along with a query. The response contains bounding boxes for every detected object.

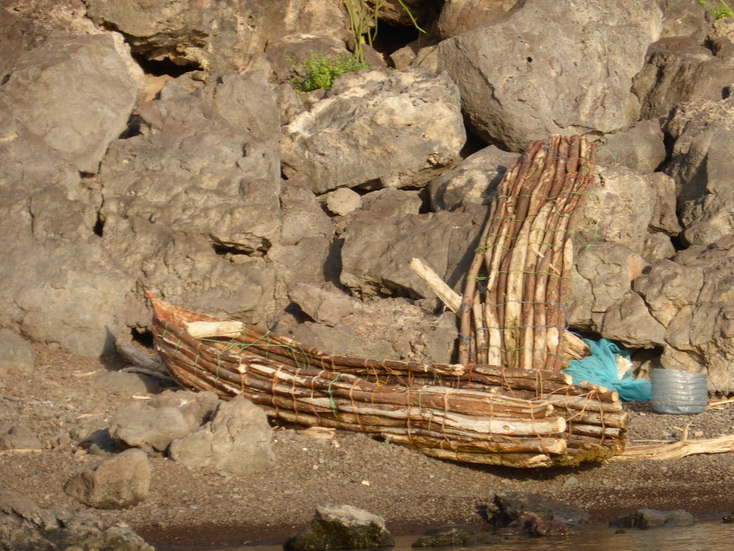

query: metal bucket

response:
[650,369,708,414]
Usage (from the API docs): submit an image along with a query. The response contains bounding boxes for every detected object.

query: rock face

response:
[437,0,663,151]
[281,68,466,193]
[285,504,394,551]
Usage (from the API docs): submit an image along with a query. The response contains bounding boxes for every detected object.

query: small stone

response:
[564,476,579,486]
[326,188,362,216]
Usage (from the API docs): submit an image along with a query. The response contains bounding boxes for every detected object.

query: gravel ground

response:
[2,345,734,548]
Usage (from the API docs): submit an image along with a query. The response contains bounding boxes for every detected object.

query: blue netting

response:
[563,338,651,402]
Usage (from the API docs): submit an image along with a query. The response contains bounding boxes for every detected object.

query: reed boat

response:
[149,293,628,469]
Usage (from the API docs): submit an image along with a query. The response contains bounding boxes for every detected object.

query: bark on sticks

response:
[459,136,598,370]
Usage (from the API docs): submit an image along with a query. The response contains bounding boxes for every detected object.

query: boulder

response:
[109,390,219,453]
[663,95,734,246]
[326,188,362,216]
[595,120,667,174]
[568,243,648,332]
[0,32,141,174]
[591,235,734,392]
[601,290,668,348]
[360,188,423,217]
[0,489,153,550]
[285,504,394,551]
[576,165,660,257]
[435,0,517,39]
[84,0,349,73]
[428,145,518,211]
[437,0,662,151]
[0,425,43,452]
[63,448,151,509]
[633,37,734,120]
[657,0,709,40]
[98,70,284,325]
[168,395,275,476]
[279,284,458,363]
[339,207,484,300]
[280,67,466,194]
[610,508,695,529]
[0,330,34,374]
[0,37,142,356]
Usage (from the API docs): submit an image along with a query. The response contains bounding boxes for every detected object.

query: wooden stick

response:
[609,434,734,462]
[409,258,461,312]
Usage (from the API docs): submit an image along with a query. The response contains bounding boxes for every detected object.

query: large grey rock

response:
[593,235,734,392]
[339,208,484,300]
[63,448,151,509]
[633,37,734,120]
[0,33,141,174]
[168,395,275,476]
[0,425,43,452]
[601,290,668,348]
[109,390,219,453]
[610,508,695,529]
[285,504,394,551]
[595,120,667,174]
[576,165,661,256]
[281,67,466,194]
[437,0,662,151]
[663,96,734,246]
[428,145,518,211]
[656,0,709,40]
[0,33,144,356]
[97,70,284,325]
[0,489,153,550]
[0,330,34,374]
[281,284,458,363]
[568,243,649,333]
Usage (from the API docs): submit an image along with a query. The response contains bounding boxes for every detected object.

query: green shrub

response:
[290,52,369,92]
[700,0,734,20]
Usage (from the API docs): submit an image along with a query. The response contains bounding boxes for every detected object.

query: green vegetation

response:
[290,52,369,92]
[344,0,427,64]
[289,1,429,92]
[700,0,734,20]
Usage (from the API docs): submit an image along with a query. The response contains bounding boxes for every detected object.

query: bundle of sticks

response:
[458,135,598,371]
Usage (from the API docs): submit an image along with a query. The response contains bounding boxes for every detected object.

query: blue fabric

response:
[563,338,651,402]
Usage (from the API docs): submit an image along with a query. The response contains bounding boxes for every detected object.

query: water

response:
[160,518,734,551]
